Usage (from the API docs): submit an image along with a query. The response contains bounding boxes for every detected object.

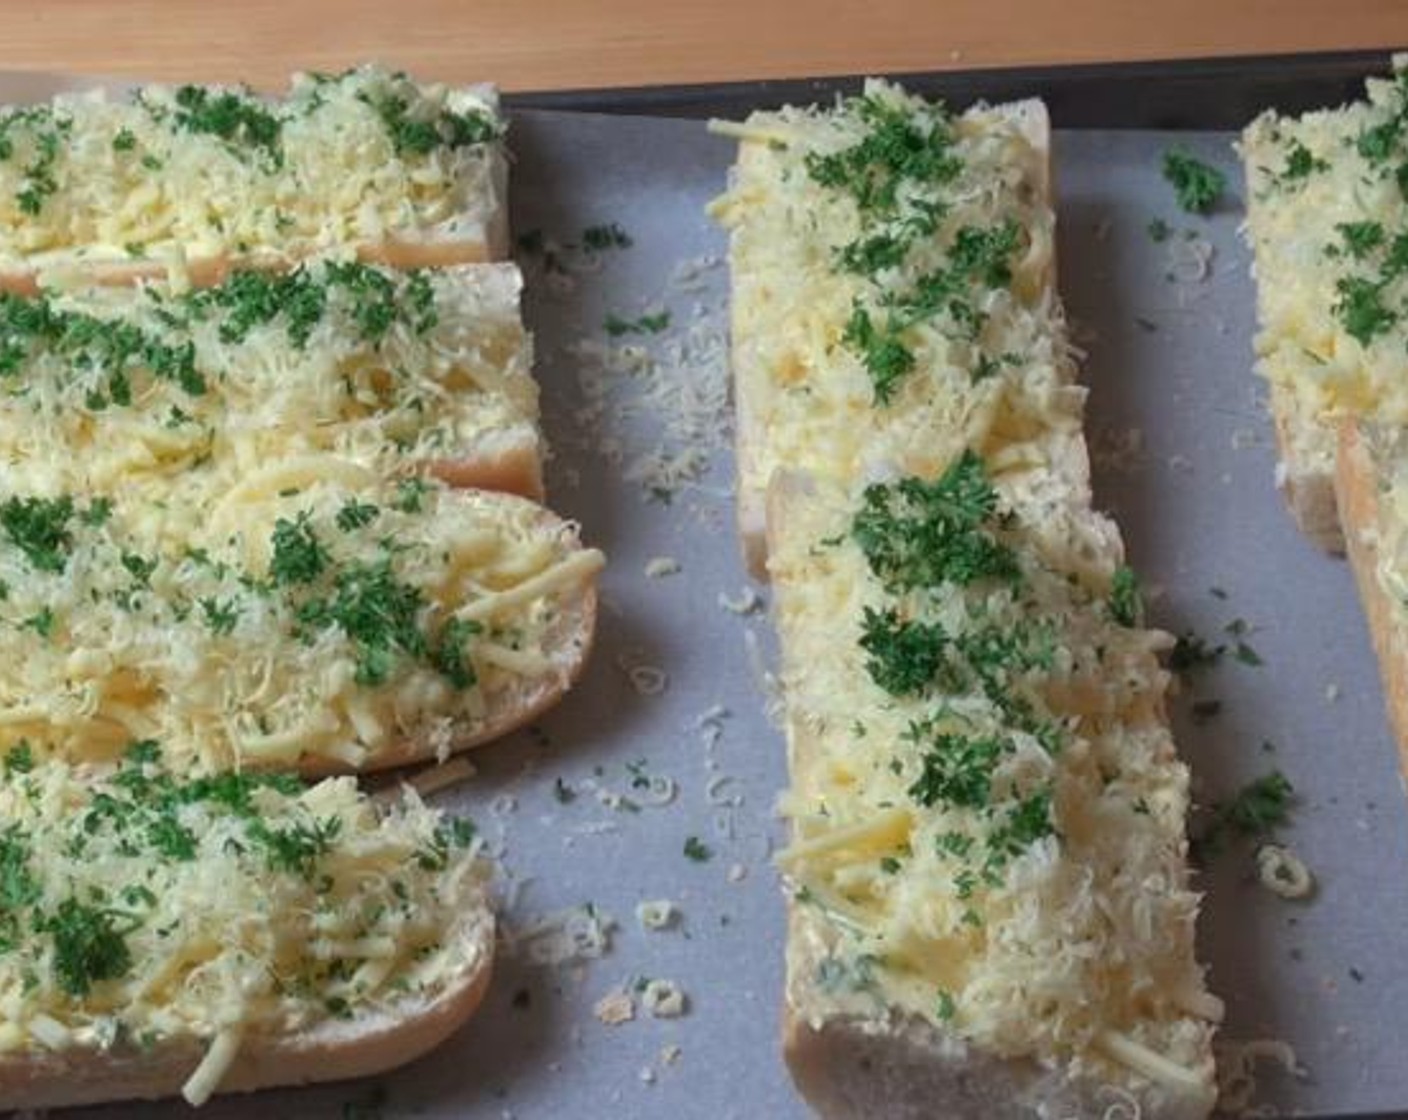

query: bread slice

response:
[0,760,494,1108]
[766,464,1217,1120]
[1334,420,1408,772]
[1240,54,1408,552]
[0,66,508,293]
[0,480,604,775]
[0,260,544,502]
[709,83,1055,577]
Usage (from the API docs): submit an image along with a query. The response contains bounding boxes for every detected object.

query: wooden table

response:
[0,0,1401,92]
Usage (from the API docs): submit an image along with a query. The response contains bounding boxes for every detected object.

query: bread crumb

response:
[594,987,635,1025]
[727,862,748,883]
[635,899,679,931]
[639,1066,656,1085]
[641,978,688,1018]
[1324,682,1341,702]
[661,1044,682,1065]
[644,556,681,578]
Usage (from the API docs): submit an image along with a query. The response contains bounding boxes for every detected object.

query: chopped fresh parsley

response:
[79,497,114,527]
[430,618,482,690]
[1108,566,1143,627]
[0,495,74,572]
[0,291,205,397]
[38,899,133,996]
[3,741,33,777]
[1334,274,1396,347]
[1233,641,1263,667]
[269,513,330,586]
[0,825,39,912]
[852,452,1019,593]
[804,93,961,218]
[581,222,632,251]
[1357,118,1402,165]
[361,89,500,157]
[907,729,1005,810]
[294,557,427,686]
[253,816,342,877]
[111,127,137,153]
[683,836,712,862]
[1193,770,1295,860]
[858,607,947,696]
[841,304,914,404]
[392,477,430,513]
[1169,629,1224,674]
[335,500,380,532]
[604,310,670,337]
[1162,148,1225,214]
[984,789,1055,866]
[200,597,240,636]
[1278,140,1328,183]
[23,607,56,639]
[1337,220,1386,259]
[172,85,283,168]
[1147,217,1172,243]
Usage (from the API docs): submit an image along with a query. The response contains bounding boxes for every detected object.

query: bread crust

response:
[428,440,545,503]
[1335,421,1408,767]
[0,907,494,1110]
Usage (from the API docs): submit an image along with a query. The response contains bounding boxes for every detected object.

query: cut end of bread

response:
[1270,386,1345,553]
[427,442,545,502]
[1334,419,1408,778]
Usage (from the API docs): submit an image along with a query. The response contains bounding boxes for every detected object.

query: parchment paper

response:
[32,103,1408,1120]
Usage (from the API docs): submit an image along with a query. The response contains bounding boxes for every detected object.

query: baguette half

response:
[1240,54,1408,552]
[0,480,603,775]
[0,760,494,1108]
[0,261,545,505]
[710,85,1055,577]
[0,66,508,293]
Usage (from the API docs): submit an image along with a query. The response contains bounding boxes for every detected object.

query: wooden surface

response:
[0,1,1401,92]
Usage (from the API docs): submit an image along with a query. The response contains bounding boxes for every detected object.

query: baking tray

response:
[34,50,1408,1120]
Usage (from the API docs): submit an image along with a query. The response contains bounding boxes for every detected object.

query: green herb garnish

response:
[1108,566,1143,628]
[852,451,1019,593]
[0,495,73,572]
[683,836,712,862]
[1162,148,1225,214]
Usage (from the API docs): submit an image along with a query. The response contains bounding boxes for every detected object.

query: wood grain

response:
[0,1,1400,92]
